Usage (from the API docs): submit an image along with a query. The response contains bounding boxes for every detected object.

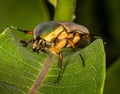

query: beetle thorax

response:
[43,25,65,42]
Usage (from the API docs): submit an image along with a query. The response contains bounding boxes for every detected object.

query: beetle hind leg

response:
[67,39,85,66]
[74,48,85,66]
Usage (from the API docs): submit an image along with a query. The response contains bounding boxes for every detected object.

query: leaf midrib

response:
[29,54,54,94]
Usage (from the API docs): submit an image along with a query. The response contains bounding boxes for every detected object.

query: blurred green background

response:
[0,0,120,93]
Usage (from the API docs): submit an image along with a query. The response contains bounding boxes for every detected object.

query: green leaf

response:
[0,28,105,94]
[104,58,120,94]
[107,0,120,46]
[54,0,76,21]
[48,0,57,7]
[0,0,50,32]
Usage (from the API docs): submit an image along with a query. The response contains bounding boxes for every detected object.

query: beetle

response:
[8,21,90,69]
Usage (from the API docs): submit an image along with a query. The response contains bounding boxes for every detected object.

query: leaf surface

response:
[0,28,105,94]
[104,58,120,94]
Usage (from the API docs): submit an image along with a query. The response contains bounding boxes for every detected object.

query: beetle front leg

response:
[20,39,33,47]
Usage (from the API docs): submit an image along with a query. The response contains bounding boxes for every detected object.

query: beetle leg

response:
[68,39,85,66]
[40,40,46,53]
[32,38,46,53]
[67,32,80,48]
[50,39,67,54]
[58,52,63,69]
[8,26,33,35]
[50,47,63,68]
[67,39,85,65]
[73,48,85,66]
[67,40,75,48]
[72,32,81,44]
[20,39,33,47]
[50,39,67,68]
[67,39,85,66]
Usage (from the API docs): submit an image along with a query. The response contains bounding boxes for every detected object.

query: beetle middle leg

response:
[50,38,67,68]
[50,39,68,83]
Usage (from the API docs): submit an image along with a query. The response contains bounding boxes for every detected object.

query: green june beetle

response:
[8,21,90,69]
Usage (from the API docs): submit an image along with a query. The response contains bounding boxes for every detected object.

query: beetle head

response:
[32,38,46,52]
[32,39,40,52]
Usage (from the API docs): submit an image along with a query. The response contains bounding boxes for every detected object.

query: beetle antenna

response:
[7,25,33,35]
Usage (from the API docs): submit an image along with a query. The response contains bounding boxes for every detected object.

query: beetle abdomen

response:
[59,22,89,34]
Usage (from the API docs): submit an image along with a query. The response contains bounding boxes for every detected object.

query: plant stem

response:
[54,0,76,21]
